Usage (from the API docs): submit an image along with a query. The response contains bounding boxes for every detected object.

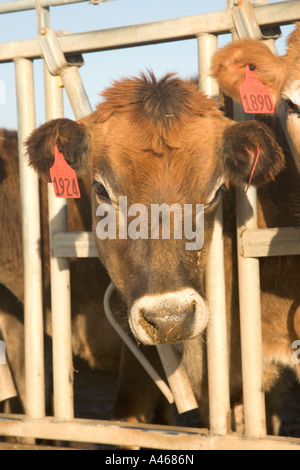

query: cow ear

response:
[220,121,285,188]
[26,118,91,181]
[210,39,285,105]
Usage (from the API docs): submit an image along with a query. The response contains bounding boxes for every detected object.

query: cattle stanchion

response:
[39,0,92,419]
[228,0,275,438]
[14,57,45,419]
[44,67,75,420]
[197,33,231,435]
[235,186,266,438]
[40,27,92,118]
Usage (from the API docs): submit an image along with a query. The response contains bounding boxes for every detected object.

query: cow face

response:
[211,22,300,171]
[26,73,284,345]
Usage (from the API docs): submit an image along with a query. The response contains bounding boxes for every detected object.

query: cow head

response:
[211,22,300,170]
[26,72,284,345]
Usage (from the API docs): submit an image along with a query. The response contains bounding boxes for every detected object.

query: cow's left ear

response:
[220,120,285,188]
[26,118,91,181]
[210,39,285,105]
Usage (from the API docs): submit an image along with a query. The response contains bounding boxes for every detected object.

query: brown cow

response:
[210,23,300,170]
[209,24,300,432]
[25,71,288,431]
[0,128,122,414]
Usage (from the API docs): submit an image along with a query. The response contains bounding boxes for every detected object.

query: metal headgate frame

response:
[0,0,300,450]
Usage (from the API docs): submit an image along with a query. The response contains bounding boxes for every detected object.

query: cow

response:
[0,128,122,415]
[210,23,300,171]
[25,69,289,432]
[210,24,300,431]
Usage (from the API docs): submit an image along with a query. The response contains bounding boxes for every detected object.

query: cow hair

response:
[94,71,220,153]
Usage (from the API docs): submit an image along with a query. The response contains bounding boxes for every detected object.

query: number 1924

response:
[52,176,79,198]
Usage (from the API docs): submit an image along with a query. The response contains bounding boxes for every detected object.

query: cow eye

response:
[92,181,110,201]
[286,99,298,112]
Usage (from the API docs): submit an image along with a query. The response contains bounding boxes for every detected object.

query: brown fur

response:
[284,22,300,89]
[210,38,286,103]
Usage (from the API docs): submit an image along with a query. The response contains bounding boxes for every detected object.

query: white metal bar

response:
[236,186,266,438]
[197,33,219,100]
[241,226,300,258]
[1,2,300,64]
[40,27,93,118]
[51,226,300,259]
[53,231,98,257]
[198,33,231,436]
[0,414,299,450]
[230,1,270,438]
[38,0,74,419]
[44,54,74,422]
[14,58,45,419]
[0,0,87,13]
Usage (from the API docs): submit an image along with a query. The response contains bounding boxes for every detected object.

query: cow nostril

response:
[141,308,158,329]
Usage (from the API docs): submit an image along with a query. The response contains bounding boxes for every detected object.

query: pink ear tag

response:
[50,145,81,198]
[239,65,275,114]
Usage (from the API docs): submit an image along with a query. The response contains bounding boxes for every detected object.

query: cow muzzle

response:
[129,288,208,345]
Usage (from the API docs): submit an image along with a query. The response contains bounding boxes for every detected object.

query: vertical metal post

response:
[38,1,74,420]
[15,58,45,419]
[197,33,219,100]
[198,33,231,435]
[228,0,267,437]
[45,69,74,419]
[236,186,266,437]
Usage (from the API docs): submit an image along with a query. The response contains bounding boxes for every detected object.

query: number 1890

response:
[242,93,273,112]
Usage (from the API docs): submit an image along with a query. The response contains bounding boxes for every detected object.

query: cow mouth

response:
[129,288,209,345]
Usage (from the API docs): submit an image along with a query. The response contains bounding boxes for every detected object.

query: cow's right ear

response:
[26,118,91,181]
[220,120,285,188]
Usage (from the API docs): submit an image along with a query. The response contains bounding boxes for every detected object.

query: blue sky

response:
[0,0,295,129]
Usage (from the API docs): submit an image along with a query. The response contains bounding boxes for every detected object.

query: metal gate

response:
[0,0,300,450]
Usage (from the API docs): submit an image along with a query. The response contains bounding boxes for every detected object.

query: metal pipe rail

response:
[0,0,110,14]
[51,228,300,259]
[15,58,45,420]
[0,414,300,450]
[0,1,300,63]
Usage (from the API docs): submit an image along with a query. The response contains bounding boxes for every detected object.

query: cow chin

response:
[129,288,209,346]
